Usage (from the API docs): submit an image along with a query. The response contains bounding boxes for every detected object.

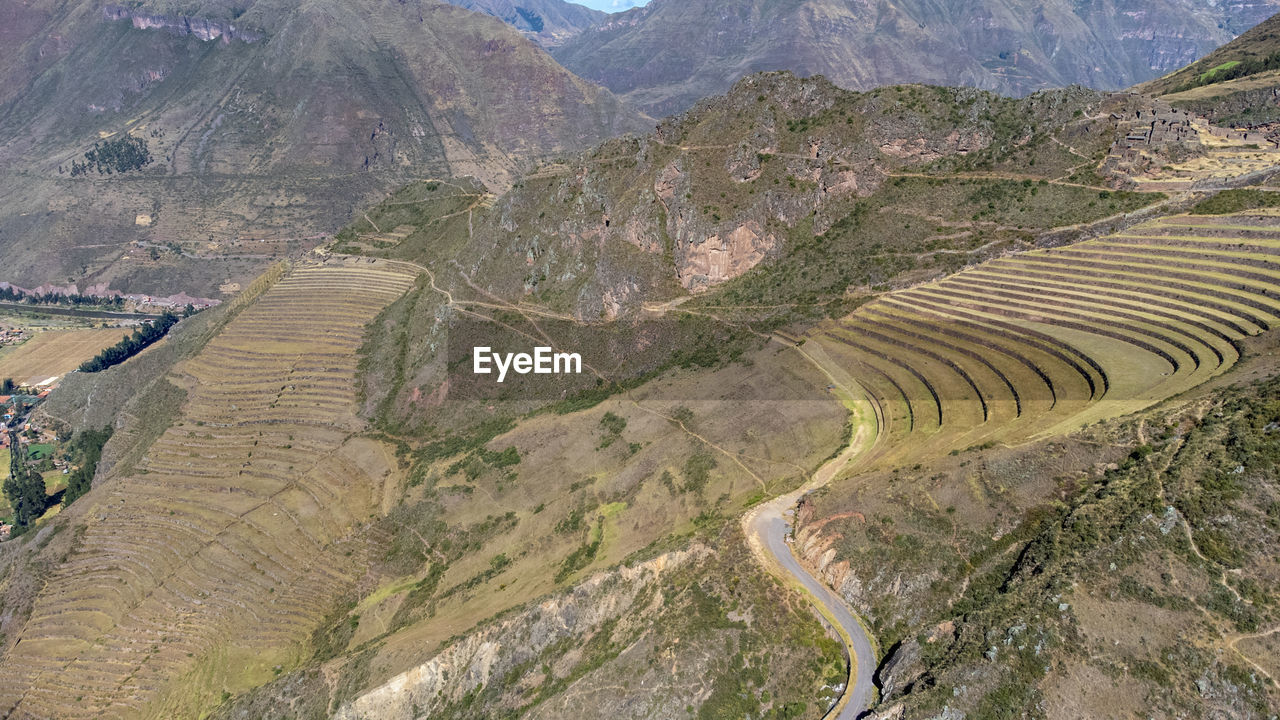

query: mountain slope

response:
[444,0,606,46]
[0,0,647,299]
[334,72,1151,330]
[1138,12,1280,126]
[551,0,1280,116]
[1142,11,1280,96]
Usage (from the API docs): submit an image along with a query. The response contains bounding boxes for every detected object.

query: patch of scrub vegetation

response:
[596,411,627,449]
[68,135,153,176]
[1190,188,1280,214]
[357,281,769,443]
[60,426,111,506]
[330,179,487,257]
[878,176,1160,229]
[1174,53,1280,92]
[375,532,842,720]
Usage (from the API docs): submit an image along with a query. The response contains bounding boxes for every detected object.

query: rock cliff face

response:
[676,221,771,290]
[445,0,605,47]
[101,5,262,43]
[551,0,1280,116]
[443,72,1091,318]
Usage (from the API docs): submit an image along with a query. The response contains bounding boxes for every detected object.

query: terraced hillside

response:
[811,210,1280,468]
[0,258,418,719]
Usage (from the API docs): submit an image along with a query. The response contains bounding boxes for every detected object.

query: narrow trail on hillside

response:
[886,170,1112,192]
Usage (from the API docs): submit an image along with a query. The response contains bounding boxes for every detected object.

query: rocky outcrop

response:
[792,497,944,634]
[102,5,261,44]
[676,221,772,291]
[875,637,926,700]
[466,72,1093,319]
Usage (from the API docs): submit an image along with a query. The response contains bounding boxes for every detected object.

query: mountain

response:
[1138,11,1280,126]
[444,0,606,46]
[7,10,1280,720]
[1141,11,1280,96]
[551,0,1280,116]
[0,0,647,300]
[202,64,1280,720]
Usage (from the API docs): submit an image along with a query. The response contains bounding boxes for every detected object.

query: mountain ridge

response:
[0,0,648,300]
[444,0,606,46]
[551,0,1280,116]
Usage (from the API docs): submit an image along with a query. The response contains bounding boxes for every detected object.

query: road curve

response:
[741,339,881,719]
[748,504,877,717]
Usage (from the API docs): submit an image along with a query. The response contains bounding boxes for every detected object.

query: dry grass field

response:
[347,347,850,690]
[811,209,1280,469]
[0,258,419,719]
[0,328,131,386]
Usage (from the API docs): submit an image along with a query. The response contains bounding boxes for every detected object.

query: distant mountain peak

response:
[550,0,1280,116]
[444,0,607,46]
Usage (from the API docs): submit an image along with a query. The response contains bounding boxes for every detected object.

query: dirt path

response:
[886,170,1111,192]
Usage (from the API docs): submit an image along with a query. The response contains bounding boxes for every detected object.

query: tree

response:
[3,465,49,528]
[69,136,153,176]
[63,427,112,506]
[0,378,14,394]
[79,311,180,373]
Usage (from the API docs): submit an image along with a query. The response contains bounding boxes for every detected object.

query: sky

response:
[573,0,650,12]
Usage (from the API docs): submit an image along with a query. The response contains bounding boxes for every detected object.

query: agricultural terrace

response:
[0,327,130,386]
[812,210,1280,468]
[0,258,418,720]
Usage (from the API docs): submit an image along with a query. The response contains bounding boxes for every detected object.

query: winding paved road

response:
[747,502,878,717]
[741,339,881,719]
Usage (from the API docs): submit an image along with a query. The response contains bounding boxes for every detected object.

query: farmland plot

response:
[0,258,417,719]
[0,328,132,385]
[813,211,1280,467]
